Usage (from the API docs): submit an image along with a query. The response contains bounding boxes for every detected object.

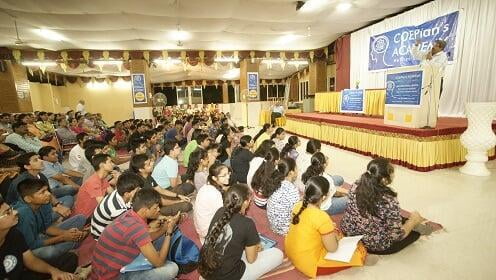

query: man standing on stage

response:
[411,39,448,129]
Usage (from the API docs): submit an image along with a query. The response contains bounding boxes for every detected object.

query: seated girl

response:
[340,158,426,255]
[285,176,366,278]
[253,123,274,150]
[250,148,279,208]
[266,158,300,235]
[183,148,210,190]
[301,152,349,215]
[270,127,286,152]
[246,139,274,188]
[199,183,283,280]
[193,163,231,243]
[280,135,300,160]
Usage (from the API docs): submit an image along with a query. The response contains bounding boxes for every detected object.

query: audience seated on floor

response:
[91,188,180,280]
[251,147,280,208]
[266,158,300,235]
[129,153,192,216]
[340,158,426,255]
[270,127,286,152]
[285,176,366,278]
[39,146,82,199]
[68,132,89,172]
[4,122,43,153]
[280,135,301,160]
[0,194,77,279]
[295,139,321,191]
[14,178,87,263]
[199,184,284,280]
[193,163,230,243]
[91,171,143,239]
[81,140,106,181]
[253,123,274,150]
[301,152,349,215]
[246,139,275,188]
[183,148,210,190]
[230,135,254,184]
[72,153,118,219]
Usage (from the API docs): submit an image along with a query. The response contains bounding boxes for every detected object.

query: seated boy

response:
[0,194,77,279]
[39,146,82,198]
[91,188,179,280]
[13,178,87,262]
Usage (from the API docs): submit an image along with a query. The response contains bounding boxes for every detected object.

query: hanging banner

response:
[369,11,459,71]
[131,73,147,104]
[385,70,423,107]
[247,72,259,100]
[341,89,365,113]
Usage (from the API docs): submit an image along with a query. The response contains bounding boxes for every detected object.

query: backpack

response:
[167,229,200,274]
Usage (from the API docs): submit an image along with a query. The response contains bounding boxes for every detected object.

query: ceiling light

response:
[214,57,239,63]
[299,0,329,13]
[154,58,182,65]
[113,79,130,89]
[22,61,57,67]
[223,68,240,79]
[33,29,65,41]
[336,2,352,12]
[93,60,123,66]
[87,81,109,90]
[169,30,191,41]
[278,34,302,44]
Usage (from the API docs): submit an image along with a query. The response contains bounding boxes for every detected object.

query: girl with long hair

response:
[250,148,280,208]
[253,123,274,150]
[230,135,254,184]
[266,158,300,235]
[285,176,366,278]
[340,158,426,254]
[270,127,286,152]
[246,139,274,188]
[193,163,231,243]
[184,148,210,190]
[280,135,300,160]
[199,184,283,280]
[301,152,349,215]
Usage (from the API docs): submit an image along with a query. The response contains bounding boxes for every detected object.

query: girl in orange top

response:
[285,176,367,278]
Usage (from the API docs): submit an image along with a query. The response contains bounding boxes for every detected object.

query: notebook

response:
[324,235,364,263]
[120,254,153,273]
[259,234,277,250]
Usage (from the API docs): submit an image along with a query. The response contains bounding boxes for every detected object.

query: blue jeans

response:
[325,196,349,215]
[51,185,77,198]
[120,261,178,280]
[52,195,74,222]
[32,214,86,261]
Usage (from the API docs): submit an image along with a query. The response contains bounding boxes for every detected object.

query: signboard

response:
[131,74,147,104]
[369,11,459,71]
[385,70,423,107]
[247,72,259,100]
[341,89,365,113]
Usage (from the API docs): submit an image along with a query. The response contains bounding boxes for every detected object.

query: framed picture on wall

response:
[132,74,147,104]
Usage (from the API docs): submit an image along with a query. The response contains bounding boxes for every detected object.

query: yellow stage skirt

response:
[285,118,496,171]
[315,90,386,116]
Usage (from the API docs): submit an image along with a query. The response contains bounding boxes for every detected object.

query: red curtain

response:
[335,34,350,91]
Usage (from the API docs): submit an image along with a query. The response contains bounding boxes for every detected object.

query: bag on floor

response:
[167,229,200,274]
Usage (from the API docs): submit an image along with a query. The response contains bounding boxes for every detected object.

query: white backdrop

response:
[350,0,496,117]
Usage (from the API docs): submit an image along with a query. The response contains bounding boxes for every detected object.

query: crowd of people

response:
[0,105,432,280]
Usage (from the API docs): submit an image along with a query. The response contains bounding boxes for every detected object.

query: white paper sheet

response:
[324,235,364,263]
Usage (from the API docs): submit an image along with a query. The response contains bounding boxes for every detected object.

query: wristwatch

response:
[164,231,172,237]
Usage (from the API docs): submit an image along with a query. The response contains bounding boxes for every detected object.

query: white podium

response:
[384,65,442,128]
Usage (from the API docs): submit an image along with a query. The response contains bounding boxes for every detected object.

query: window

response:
[277,85,285,98]
[176,87,188,106]
[191,86,203,104]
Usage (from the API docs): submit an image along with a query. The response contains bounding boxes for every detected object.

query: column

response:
[129,59,153,119]
[308,60,327,95]
[0,60,33,112]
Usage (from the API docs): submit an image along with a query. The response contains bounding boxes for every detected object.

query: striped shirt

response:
[91,190,129,239]
[90,210,151,280]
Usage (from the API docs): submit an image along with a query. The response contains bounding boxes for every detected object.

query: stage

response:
[285,113,496,172]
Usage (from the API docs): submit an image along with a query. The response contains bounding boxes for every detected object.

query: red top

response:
[114,129,125,142]
[90,210,151,280]
[72,173,110,218]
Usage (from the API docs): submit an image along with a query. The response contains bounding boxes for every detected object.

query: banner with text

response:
[131,74,147,104]
[247,72,260,101]
[369,11,459,71]
[385,70,423,107]
[341,89,365,113]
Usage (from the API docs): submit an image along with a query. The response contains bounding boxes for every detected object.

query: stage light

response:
[33,29,65,41]
[336,2,352,12]
[22,61,57,67]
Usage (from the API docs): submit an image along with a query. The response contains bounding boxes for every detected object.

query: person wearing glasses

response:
[0,194,76,279]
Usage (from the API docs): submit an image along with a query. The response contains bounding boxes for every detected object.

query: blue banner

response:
[385,71,423,107]
[341,89,365,113]
[369,11,459,71]
[132,74,147,104]
[247,72,259,100]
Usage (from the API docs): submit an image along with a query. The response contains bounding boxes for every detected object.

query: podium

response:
[384,65,442,128]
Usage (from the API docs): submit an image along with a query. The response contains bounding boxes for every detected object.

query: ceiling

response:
[0,0,427,82]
